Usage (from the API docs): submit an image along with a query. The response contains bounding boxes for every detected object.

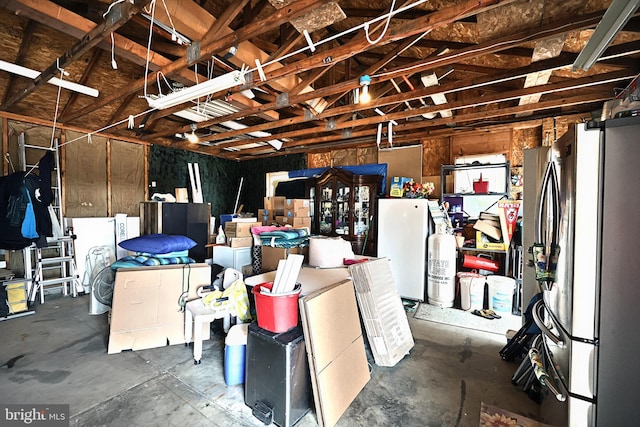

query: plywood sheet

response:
[299,279,370,427]
[377,145,422,196]
[110,140,145,216]
[65,130,108,217]
[451,130,512,159]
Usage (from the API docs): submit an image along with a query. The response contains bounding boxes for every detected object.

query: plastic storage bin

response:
[245,322,310,427]
[224,323,249,386]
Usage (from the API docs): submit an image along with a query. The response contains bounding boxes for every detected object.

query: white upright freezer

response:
[377,198,431,301]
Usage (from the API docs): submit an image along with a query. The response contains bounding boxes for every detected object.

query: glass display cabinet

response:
[307,168,382,256]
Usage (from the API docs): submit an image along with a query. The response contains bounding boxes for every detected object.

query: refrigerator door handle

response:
[534,161,553,244]
[528,345,567,402]
[532,299,566,348]
[539,337,569,402]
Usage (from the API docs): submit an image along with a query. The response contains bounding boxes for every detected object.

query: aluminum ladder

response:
[17,132,81,303]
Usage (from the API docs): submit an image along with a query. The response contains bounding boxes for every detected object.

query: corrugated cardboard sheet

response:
[348,258,414,367]
[299,280,370,427]
[108,263,211,354]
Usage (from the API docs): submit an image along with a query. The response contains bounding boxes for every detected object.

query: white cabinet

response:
[211,246,252,270]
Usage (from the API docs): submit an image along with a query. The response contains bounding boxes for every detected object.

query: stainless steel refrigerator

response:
[529,117,640,426]
[377,198,432,301]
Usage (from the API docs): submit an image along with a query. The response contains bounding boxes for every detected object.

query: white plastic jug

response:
[460,276,485,311]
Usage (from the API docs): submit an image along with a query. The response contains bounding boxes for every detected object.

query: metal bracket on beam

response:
[106,2,123,25]
[342,129,352,138]
[326,118,337,131]
[276,93,289,108]
[187,41,200,65]
[304,109,317,121]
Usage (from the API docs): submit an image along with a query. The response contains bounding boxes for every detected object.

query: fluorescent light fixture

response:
[573,0,640,71]
[420,72,452,118]
[141,13,191,45]
[147,70,246,110]
[0,60,99,97]
[168,99,284,150]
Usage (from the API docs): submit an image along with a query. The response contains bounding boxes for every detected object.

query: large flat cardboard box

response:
[108,263,211,354]
[348,258,414,367]
[261,246,308,273]
[299,280,370,427]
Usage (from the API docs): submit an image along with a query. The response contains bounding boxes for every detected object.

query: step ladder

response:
[17,132,81,303]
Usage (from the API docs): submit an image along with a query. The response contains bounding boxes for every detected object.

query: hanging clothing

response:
[21,189,39,239]
[0,151,54,250]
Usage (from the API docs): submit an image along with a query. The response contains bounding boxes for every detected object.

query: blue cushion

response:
[118,234,196,254]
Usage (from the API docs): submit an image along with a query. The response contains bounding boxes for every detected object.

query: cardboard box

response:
[276,216,311,228]
[228,236,253,248]
[299,279,370,427]
[257,208,275,225]
[389,177,411,197]
[284,198,310,210]
[284,206,311,218]
[264,196,286,215]
[261,246,309,273]
[108,264,212,354]
[242,264,254,277]
[224,221,261,237]
[475,230,507,251]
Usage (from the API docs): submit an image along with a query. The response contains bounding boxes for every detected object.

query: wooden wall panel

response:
[64,130,108,217]
[308,152,331,168]
[6,121,60,172]
[378,145,423,196]
[357,146,377,165]
[110,140,145,216]
[451,130,512,161]
[332,148,357,166]
[422,137,450,176]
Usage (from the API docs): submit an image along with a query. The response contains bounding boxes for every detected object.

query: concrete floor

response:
[0,293,544,427]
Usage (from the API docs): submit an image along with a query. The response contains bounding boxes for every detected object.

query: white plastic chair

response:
[184,268,242,365]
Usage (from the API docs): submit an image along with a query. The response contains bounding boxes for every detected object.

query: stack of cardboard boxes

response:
[277,198,311,229]
[472,200,521,251]
[260,197,311,229]
[258,196,284,226]
[257,196,311,273]
[224,220,261,248]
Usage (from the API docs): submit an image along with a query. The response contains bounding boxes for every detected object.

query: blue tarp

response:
[288,164,388,194]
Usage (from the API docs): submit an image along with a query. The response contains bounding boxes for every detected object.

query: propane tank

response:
[427,223,457,307]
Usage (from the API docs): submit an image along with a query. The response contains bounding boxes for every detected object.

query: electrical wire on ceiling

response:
[365,0,396,44]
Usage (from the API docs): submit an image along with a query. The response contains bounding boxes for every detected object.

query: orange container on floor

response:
[252,282,301,333]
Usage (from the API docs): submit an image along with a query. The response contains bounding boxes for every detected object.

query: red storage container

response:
[252,282,301,333]
[473,174,489,193]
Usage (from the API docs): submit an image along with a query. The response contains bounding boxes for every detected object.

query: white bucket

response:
[460,276,485,311]
[487,275,516,313]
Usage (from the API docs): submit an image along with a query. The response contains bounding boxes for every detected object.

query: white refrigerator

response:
[377,198,432,301]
